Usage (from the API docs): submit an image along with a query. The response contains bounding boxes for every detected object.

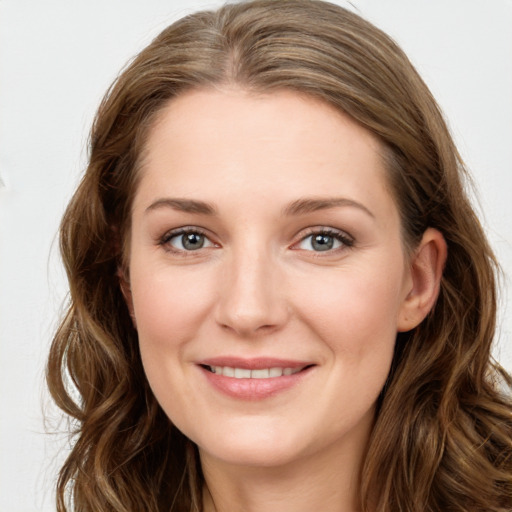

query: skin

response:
[123,88,446,512]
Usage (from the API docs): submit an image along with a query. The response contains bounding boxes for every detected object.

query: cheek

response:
[131,266,215,344]
[129,266,219,428]
[296,266,405,340]
[291,262,405,393]
[129,265,217,404]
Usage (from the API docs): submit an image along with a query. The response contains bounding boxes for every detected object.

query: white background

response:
[1,1,511,510]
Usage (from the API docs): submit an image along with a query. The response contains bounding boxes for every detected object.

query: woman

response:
[47,1,512,510]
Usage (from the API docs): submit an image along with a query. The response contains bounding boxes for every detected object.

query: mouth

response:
[201,365,308,379]
[197,358,315,400]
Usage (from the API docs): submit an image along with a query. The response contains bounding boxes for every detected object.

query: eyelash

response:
[158,227,354,255]
[159,227,215,255]
[293,228,354,254]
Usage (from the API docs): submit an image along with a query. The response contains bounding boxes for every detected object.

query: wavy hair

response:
[47,1,512,510]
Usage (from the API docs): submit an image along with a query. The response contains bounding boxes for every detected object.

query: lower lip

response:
[200,366,313,400]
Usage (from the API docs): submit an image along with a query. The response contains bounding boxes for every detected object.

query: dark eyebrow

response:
[283,197,375,218]
[145,198,217,215]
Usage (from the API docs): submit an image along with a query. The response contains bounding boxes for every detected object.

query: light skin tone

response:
[122,88,446,512]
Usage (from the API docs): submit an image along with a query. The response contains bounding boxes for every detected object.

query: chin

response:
[194,420,311,468]
[189,404,377,472]
[200,441,303,469]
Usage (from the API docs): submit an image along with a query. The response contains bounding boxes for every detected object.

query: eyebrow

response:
[283,197,375,218]
[145,198,217,215]
[144,196,374,218]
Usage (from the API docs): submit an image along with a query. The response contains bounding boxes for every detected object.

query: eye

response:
[161,228,215,252]
[295,229,353,252]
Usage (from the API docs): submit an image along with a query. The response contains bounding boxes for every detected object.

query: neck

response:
[200,422,371,512]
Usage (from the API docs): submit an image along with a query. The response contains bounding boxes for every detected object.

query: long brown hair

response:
[47,1,512,510]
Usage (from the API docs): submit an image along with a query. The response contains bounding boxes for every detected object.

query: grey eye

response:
[168,231,213,251]
[182,233,205,250]
[311,234,335,251]
[298,233,342,252]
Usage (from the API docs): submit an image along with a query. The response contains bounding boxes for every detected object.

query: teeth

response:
[209,366,302,378]
[251,368,270,379]
[234,368,251,379]
[222,366,234,377]
[269,367,283,377]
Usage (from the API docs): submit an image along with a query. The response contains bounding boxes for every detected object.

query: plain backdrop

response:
[1,1,511,510]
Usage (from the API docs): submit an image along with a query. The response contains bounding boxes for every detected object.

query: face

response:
[126,88,417,470]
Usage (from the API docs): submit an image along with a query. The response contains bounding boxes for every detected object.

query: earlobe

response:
[397,228,447,332]
[117,266,137,328]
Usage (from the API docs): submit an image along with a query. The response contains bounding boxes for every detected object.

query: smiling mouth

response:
[199,360,315,399]
[201,365,311,379]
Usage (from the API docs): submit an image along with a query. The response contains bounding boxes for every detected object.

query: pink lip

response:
[197,357,314,400]
[199,356,310,370]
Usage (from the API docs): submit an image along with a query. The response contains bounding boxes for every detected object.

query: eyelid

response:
[158,226,218,254]
[157,225,353,255]
[291,226,354,252]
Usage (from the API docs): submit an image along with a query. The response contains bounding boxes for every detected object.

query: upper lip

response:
[198,357,313,370]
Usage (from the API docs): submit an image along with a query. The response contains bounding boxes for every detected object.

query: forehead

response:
[134,88,394,219]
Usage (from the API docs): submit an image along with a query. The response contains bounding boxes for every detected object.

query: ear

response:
[397,228,447,332]
[117,266,137,328]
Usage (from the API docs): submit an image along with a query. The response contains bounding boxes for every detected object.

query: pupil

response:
[312,234,333,251]
[183,233,204,250]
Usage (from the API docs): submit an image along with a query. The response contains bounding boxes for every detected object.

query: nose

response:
[214,246,290,337]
